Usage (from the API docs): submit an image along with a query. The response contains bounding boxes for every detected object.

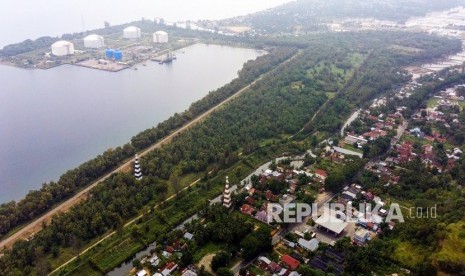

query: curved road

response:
[0,51,300,251]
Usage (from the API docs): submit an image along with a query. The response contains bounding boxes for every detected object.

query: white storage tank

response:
[83,34,104,48]
[153,31,168,43]
[123,26,141,39]
[51,40,75,56]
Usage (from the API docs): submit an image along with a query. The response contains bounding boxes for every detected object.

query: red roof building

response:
[281,255,300,270]
[241,204,254,215]
[315,169,328,180]
[364,192,374,201]
[268,262,282,273]
[246,196,255,206]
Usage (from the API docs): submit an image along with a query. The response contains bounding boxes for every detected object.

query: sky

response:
[0,0,293,47]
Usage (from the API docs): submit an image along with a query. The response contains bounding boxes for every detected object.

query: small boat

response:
[133,67,138,70]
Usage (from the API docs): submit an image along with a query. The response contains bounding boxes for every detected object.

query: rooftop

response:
[315,214,348,235]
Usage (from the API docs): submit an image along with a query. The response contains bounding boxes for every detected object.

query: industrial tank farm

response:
[123,26,141,39]
[1,18,191,71]
[153,31,169,43]
[83,34,105,48]
[51,40,74,56]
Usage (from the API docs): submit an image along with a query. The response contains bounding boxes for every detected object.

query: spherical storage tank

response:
[153,31,168,43]
[123,26,141,39]
[51,40,74,56]
[83,34,104,48]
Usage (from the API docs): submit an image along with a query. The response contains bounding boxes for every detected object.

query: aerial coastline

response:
[3,1,465,275]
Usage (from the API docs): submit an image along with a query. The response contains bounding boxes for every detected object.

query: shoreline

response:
[0,41,202,72]
[0,49,288,251]
[0,40,265,73]
[0,45,272,248]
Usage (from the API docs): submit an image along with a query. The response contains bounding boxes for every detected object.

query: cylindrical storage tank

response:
[153,31,168,43]
[105,49,114,59]
[113,50,123,61]
[51,40,75,56]
[123,26,141,39]
[83,34,104,48]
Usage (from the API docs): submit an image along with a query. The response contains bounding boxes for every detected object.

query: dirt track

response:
[0,52,300,251]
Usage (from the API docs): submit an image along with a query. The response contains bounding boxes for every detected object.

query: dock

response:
[151,51,176,64]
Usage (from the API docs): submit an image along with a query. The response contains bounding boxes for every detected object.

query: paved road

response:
[0,51,301,252]
[340,109,361,137]
[395,120,409,143]
[231,258,255,275]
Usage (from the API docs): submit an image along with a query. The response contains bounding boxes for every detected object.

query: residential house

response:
[181,269,197,276]
[282,239,296,249]
[149,255,160,266]
[353,227,370,245]
[362,191,374,201]
[341,191,357,201]
[255,210,268,223]
[268,261,282,273]
[241,204,254,215]
[258,256,272,269]
[281,255,301,270]
[298,238,319,252]
[137,270,148,276]
[183,232,194,241]
[315,169,328,181]
[162,250,172,258]
[161,262,178,276]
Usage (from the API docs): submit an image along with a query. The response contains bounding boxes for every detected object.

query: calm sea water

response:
[0,43,262,203]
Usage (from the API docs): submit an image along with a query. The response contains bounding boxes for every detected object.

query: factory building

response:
[153,31,168,43]
[123,26,141,39]
[51,40,74,56]
[83,34,105,48]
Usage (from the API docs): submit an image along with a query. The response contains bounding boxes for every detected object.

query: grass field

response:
[392,240,429,268]
[389,44,424,54]
[342,143,363,154]
[325,92,337,99]
[427,97,440,109]
[90,238,144,273]
[305,52,367,94]
[434,221,465,270]
[249,265,266,275]
[193,242,225,263]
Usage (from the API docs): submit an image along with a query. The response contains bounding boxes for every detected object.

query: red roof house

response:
[241,204,254,215]
[315,169,328,180]
[281,255,300,270]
